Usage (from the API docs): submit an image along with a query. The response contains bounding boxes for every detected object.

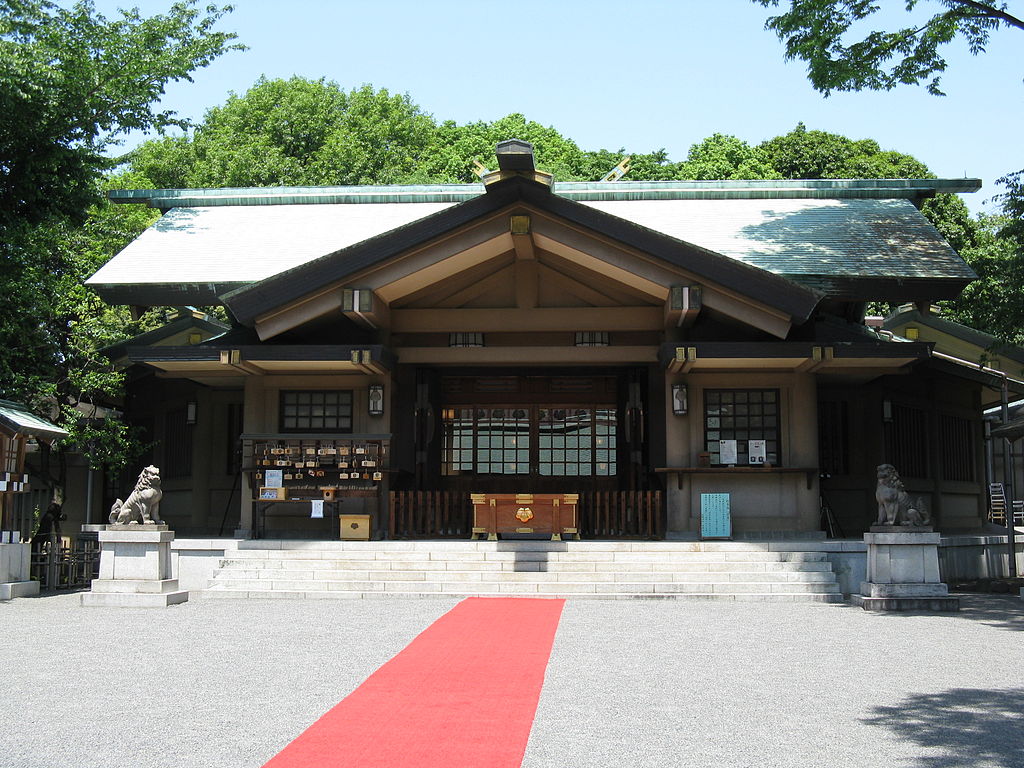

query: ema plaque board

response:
[700,493,731,540]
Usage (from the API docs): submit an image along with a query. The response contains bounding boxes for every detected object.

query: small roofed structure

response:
[0,400,67,533]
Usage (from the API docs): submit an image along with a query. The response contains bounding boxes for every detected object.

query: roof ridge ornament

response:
[481,139,554,190]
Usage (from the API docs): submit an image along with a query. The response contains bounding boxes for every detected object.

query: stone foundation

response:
[853,528,959,611]
[82,526,188,607]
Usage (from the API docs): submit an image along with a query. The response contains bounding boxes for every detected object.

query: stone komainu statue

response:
[109,465,164,525]
[875,463,930,527]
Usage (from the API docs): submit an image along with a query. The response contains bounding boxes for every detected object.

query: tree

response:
[0,0,241,491]
[676,134,781,180]
[754,1,1023,342]
[942,215,1024,345]
[131,78,436,187]
[754,0,1023,96]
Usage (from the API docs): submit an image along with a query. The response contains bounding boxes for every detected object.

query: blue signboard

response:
[700,493,732,540]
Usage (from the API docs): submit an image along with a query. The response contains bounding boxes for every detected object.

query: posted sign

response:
[700,493,732,539]
[748,440,766,465]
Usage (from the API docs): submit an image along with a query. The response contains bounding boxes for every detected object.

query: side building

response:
[86,141,1015,540]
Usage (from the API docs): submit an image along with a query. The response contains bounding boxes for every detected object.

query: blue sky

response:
[94,0,1022,214]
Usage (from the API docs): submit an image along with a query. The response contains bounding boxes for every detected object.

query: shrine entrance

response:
[438,373,621,495]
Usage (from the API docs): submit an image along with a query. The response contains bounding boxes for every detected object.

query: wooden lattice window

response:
[939,413,975,482]
[441,405,617,477]
[163,408,192,478]
[279,391,352,433]
[885,404,928,479]
[704,389,781,466]
[818,400,849,476]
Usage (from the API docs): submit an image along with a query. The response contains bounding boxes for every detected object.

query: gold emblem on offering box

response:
[515,507,534,523]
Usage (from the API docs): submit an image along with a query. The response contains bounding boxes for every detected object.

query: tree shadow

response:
[952,594,1024,633]
[852,594,1024,633]
[863,687,1024,767]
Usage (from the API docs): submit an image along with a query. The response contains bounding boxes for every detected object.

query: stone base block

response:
[82,589,188,608]
[852,594,960,611]
[89,578,185,595]
[860,582,950,598]
[0,580,40,601]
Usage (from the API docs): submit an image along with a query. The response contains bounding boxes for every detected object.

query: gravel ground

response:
[2,593,1022,768]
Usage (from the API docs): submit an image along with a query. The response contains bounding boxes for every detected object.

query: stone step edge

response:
[204,580,841,594]
[197,589,844,603]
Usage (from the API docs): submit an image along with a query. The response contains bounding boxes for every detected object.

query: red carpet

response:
[263,597,566,768]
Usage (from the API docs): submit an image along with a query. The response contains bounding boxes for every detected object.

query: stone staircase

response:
[202,541,844,602]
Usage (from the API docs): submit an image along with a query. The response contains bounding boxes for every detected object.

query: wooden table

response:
[469,493,580,541]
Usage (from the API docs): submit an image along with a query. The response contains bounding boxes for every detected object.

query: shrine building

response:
[85,140,1014,542]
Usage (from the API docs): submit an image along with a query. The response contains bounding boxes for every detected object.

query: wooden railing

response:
[578,490,664,539]
[389,491,473,539]
[389,490,664,540]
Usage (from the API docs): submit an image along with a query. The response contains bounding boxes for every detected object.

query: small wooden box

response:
[339,514,371,541]
[259,486,287,500]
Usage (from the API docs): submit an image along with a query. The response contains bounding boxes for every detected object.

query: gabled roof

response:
[100,310,230,361]
[0,401,68,444]
[883,307,1024,367]
[88,177,980,308]
[222,175,822,328]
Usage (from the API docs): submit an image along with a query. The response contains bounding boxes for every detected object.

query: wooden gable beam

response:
[664,285,702,328]
[341,288,390,329]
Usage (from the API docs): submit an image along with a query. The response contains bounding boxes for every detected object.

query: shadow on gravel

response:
[845,594,1024,633]
[863,688,1024,767]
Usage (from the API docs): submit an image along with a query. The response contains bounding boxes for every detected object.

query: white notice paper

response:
[719,439,738,465]
[310,500,324,519]
[748,440,766,465]
[265,469,284,488]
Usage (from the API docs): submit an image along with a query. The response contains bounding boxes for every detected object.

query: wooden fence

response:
[389,490,664,540]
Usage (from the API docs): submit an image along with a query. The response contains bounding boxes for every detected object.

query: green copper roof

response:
[108,178,981,209]
[0,400,68,443]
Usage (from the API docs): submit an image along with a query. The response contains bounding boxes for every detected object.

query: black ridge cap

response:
[222,183,521,326]
[513,180,821,322]
[223,175,822,328]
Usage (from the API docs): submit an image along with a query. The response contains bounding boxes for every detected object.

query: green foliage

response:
[0,0,240,489]
[942,215,1024,345]
[132,77,436,187]
[677,134,781,180]
[754,0,1023,96]
[0,0,243,225]
[759,122,929,178]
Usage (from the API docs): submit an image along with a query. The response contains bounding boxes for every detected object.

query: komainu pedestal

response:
[81,526,188,607]
[853,528,959,611]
